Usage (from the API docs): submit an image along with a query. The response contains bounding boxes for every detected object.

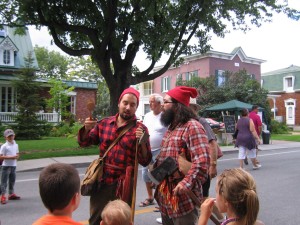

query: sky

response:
[28,1,300,74]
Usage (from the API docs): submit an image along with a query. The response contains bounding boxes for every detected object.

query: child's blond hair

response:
[101,199,132,225]
[217,168,259,225]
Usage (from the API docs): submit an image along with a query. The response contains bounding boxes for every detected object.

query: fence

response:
[0,112,59,124]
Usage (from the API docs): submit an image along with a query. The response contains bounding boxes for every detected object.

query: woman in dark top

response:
[235,108,261,169]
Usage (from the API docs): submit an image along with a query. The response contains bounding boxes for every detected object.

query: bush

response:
[270,120,290,134]
[50,121,83,137]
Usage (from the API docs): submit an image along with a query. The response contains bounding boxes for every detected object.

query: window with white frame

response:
[3,50,10,64]
[69,96,76,114]
[162,76,169,92]
[176,74,182,81]
[216,70,226,86]
[143,82,153,96]
[185,70,198,81]
[0,86,16,112]
[283,76,294,92]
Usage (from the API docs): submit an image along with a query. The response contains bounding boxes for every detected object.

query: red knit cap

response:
[167,86,198,107]
[119,87,140,106]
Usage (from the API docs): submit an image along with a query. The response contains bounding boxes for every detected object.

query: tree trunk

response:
[107,73,131,115]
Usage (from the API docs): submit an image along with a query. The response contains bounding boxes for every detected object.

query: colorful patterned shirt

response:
[155,119,210,218]
[78,114,152,185]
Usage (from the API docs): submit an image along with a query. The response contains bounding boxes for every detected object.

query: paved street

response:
[0,142,300,225]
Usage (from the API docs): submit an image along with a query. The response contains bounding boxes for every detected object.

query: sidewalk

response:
[16,140,300,172]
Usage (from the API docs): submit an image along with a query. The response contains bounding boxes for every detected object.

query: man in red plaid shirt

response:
[154,86,210,225]
[78,87,152,225]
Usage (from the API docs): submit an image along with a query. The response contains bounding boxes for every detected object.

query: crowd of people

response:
[1,86,264,225]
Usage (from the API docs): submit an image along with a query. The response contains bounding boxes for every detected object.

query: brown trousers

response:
[89,181,133,225]
[89,183,118,225]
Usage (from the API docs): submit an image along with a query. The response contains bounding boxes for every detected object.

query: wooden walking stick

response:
[131,130,149,222]
[131,141,139,222]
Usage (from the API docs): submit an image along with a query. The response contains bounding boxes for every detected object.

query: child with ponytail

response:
[198,168,264,225]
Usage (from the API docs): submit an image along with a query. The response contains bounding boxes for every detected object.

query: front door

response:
[285,99,296,125]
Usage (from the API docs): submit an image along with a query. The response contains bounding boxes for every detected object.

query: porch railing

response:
[0,112,59,124]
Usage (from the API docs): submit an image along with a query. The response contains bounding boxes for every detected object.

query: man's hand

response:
[136,127,147,142]
[198,198,215,225]
[173,182,188,196]
[84,118,97,131]
[209,165,217,179]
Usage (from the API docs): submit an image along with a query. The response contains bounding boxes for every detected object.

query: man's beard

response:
[119,111,134,121]
[160,108,175,127]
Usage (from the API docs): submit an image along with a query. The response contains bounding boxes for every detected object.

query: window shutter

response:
[215,70,219,86]
[161,77,163,92]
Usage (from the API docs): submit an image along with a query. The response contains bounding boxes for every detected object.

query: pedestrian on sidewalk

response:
[78,87,152,225]
[139,94,167,208]
[235,108,261,170]
[249,105,263,165]
[0,129,21,204]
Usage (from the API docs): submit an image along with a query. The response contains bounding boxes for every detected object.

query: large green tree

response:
[1,1,298,114]
[34,45,69,79]
[177,69,272,124]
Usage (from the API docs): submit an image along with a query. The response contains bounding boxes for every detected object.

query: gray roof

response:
[64,80,97,89]
[262,65,300,76]
[0,26,38,69]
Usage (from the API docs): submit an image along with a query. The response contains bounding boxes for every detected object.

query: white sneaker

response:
[253,164,262,170]
[156,217,162,224]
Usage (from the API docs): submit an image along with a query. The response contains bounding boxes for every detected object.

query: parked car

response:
[205,118,225,130]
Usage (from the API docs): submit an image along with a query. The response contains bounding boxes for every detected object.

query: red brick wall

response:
[209,56,261,80]
[153,55,261,96]
[75,88,97,122]
[39,87,97,122]
[268,93,300,125]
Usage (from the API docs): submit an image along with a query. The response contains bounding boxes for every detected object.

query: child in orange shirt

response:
[32,163,81,225]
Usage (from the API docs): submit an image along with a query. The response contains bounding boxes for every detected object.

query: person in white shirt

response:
[0,129,21,204]
[139,94,167,207]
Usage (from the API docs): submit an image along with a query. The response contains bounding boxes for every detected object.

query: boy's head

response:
[101,200,132,225]
[4,129,15,142]
[39,163,80,213]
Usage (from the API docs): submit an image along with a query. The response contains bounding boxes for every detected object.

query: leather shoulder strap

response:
[101,121,136,159]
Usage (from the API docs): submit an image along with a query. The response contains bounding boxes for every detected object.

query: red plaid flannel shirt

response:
[155,119,210,218]
[78,114,152,185]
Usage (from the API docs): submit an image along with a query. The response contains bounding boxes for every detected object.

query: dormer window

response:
[283,76,294,92]
[3,50,10,64]
[0,36,18,66]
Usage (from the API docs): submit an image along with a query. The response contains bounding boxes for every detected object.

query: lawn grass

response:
[14,137,99,160]
[271,133,300,142]
[1,133,299,161]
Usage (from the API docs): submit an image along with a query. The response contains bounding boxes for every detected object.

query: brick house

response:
[136,47,265,118]
[0,26,97,124]
[262,65,300,130]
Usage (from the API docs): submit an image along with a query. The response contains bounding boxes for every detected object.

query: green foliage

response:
[178,69,271,123]
[12,52,50,140]
[2,0,298,114]
[270,120,290,134]
[34,45,69,79]
[46,79,75,121]
[15,137,98,160]
[50,121,82,137]
[67,56,104,82]
[94,81,110,119]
